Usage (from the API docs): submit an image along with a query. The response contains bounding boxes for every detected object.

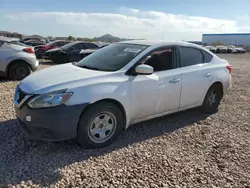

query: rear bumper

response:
[15,103,88,141]
[223,75,232,96]
[31,60,39,71]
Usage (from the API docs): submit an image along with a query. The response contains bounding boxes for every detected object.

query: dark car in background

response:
[22,39,46,46]
[79,44,109,60]
[44,41,100,64]
[79,49,98,60]
[34,40,70,58]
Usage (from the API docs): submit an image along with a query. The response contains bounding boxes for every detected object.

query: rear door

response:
[178,46,213,109]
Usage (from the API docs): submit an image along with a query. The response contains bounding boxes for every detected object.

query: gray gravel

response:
[0,55,250,188]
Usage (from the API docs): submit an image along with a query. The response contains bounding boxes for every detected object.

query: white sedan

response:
[14,40,232,148]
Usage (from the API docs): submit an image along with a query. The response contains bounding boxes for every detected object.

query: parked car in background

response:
[78,44,109,61]
[0,38,39,80]
[20,37,45,46]
[79,49,97,61]
[205,46,217,53]
[34,40,70,58]
[44,41,100,64]
[216,46,227,53]
[226,45,237,53]
[14,40,232,148]
[227,45,236,49]
[226,47,232,53]
[22,39,46,46]
[0,36,29,47]
[235,47,246,53]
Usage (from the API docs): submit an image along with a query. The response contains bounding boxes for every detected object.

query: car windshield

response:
[74,43,148,71]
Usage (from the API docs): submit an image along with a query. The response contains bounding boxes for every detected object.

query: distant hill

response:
[94,34,135,43]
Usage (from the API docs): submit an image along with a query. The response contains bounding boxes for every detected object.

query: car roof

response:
[118,40,204,49]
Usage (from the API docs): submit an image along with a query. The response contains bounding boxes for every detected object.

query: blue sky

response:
[1,0,250,40]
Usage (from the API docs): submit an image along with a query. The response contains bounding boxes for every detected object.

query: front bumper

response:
[15,102,88,141]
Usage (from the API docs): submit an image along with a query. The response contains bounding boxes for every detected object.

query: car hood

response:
[18,63,113,94]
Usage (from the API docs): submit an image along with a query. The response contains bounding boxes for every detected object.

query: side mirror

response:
[135,64,153,75]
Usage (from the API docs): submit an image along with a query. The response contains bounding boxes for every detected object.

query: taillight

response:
[23,48,35,54]
[226,65,232,74]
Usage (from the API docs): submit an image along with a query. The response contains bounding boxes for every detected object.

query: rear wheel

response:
[8,61,31,80]
[201,84,223,113]
[77,102,124,149]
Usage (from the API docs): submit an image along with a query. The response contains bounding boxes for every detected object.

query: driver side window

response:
[142,47,175,72]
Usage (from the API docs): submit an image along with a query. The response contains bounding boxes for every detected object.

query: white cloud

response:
[3,8,249,40]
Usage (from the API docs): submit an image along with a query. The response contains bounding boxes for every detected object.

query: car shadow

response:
[0,108,211,186]
[39,60,54,66]
[0,77,15,83]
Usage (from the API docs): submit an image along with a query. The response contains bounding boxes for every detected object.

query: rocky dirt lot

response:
[0,54,250,188]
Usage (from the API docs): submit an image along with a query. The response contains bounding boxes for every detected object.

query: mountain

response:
[94,34,133,43]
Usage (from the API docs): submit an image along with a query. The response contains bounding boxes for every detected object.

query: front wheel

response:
[77,102,124,149]
[201,84,223,113]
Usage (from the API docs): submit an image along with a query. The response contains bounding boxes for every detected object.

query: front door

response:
[68,43,85,62]
[130,46,182,121]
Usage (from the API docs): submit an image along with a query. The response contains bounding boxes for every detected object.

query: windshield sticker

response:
[124,48,142,53]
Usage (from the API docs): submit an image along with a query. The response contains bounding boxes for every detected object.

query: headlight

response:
[28,91,73,109]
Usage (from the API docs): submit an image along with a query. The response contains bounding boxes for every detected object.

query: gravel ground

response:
[0,54,250,188]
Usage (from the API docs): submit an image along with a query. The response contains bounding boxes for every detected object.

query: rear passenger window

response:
[179,47,204,67]
[202,50,213,62]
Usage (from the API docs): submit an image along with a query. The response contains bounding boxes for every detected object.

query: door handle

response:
[169,78,180,84]
[204,73,212,78]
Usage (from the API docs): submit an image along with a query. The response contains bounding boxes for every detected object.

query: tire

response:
[8,61,31,81]
[201,84,223,113]
[77,102,125,149]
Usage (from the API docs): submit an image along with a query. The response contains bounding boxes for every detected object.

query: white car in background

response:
[14,40,232,148]
[235,47,246,53]
[205,46,217,53]
[227,45,237,53]
[216,45,228,53]
[0,37,39,80]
